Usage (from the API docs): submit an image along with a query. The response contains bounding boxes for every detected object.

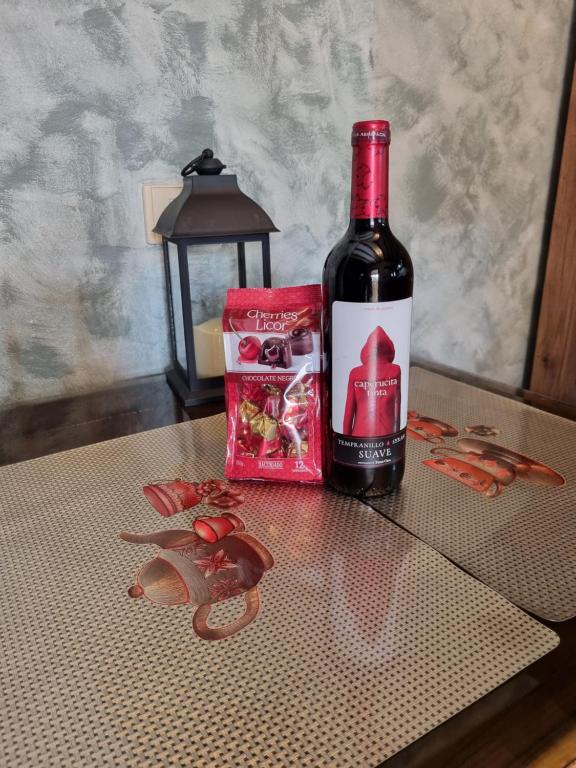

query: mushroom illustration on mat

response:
[406,410,459,444]
[407,413,565,498]
[416,427,565,498]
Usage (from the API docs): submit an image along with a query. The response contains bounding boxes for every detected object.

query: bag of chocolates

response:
[223,285,322,483]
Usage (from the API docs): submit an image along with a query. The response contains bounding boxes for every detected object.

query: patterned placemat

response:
[0,416,558,767]
[369,366,576,622]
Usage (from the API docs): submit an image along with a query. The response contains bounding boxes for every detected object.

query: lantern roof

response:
[154,149,279,239]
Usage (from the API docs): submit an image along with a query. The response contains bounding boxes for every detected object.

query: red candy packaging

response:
[223,285,322,483]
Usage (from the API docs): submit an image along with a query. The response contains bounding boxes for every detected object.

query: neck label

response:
[350,143,389,219]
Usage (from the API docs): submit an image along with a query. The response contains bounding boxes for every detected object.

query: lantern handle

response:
[181,149,226,177]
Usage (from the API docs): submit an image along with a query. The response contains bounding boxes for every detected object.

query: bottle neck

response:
[347,217,389,235]
[349,141,389,221]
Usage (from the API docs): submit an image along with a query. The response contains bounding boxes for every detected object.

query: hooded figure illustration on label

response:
[342,326,401,437]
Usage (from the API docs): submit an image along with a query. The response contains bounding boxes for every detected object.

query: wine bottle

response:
[323,120,413,497]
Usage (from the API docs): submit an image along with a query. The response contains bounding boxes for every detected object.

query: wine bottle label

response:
[331,298,412,467]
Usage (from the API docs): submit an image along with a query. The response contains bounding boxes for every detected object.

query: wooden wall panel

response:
[531,65,576,403]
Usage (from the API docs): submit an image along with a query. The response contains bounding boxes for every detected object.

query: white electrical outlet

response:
[142,182,182,244]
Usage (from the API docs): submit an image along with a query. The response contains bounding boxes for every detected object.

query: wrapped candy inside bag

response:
[223,285,323,483]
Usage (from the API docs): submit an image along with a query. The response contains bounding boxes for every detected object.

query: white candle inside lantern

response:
[193,317,225,378]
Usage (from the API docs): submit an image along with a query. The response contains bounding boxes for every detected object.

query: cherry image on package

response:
[223,285,323,483]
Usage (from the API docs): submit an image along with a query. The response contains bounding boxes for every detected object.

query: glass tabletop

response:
[0,414,558,767]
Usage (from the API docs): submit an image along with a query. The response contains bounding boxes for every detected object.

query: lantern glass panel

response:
[167,242,187,372]
[243,241,264,286]
[188,244,237,379]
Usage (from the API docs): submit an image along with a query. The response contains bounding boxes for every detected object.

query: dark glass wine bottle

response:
[323,120,413,497]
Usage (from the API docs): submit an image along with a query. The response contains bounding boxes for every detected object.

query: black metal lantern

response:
[155,149,278,407]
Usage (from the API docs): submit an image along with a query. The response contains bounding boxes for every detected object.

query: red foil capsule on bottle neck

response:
[350,119,390,220]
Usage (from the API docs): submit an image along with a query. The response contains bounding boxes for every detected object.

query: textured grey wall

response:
[0,0,571,404]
